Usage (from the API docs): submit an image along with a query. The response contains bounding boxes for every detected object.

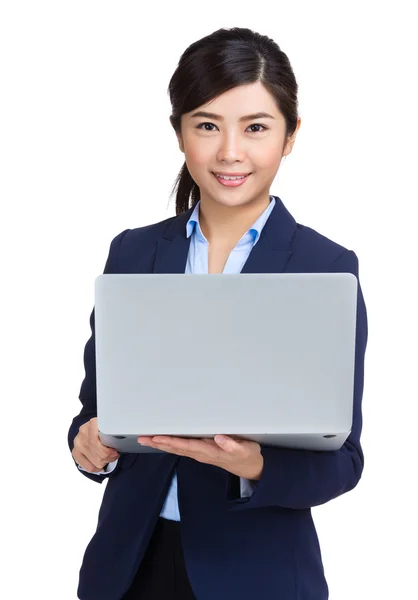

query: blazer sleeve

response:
[227,249,368,511]
[68,229,131,484]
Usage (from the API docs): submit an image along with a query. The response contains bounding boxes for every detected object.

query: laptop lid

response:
[94,273,358,452]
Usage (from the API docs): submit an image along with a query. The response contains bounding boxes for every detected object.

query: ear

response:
[170,117,185,153]
[282,116,302,159]
[177,135,184,154]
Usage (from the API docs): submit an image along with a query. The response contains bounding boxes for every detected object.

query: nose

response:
[216,132,246,163]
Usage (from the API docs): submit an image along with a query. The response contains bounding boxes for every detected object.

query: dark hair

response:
[167,27,299,216]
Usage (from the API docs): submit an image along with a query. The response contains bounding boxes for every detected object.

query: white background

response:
[1,1,417,599]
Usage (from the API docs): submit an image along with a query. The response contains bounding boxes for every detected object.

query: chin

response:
[206,194,254,207]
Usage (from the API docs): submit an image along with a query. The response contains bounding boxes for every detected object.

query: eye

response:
[196,122,267,133]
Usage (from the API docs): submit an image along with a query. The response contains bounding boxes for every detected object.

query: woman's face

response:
[176,81,301,210]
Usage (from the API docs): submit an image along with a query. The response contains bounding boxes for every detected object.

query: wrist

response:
[247,455,264,481]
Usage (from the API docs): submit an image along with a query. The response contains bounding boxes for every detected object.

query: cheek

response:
[186,148,211,168]
[182,134,210,167]
[251,143,283,170]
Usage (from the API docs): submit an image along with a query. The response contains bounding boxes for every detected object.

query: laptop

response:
[94,273,358,453]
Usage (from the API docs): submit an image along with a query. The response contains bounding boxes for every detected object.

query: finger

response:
[150,437,220,461]
[151,436,212,453]
[73,452,106,473]
[94,432,119,457]
[138,436,155,445]
[74,442,118,468]
[149,444,211,463]
[146,438,180,454]
[84,460,104,473]
[87,438,119,462]
[214,435,247,453]
[91,449,119,467]
[106,452,120,462]
[75,431,112,465]
[103,446,120,459]
[144,437,188,455]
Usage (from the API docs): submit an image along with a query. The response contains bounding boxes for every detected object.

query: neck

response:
[198,193,271,246]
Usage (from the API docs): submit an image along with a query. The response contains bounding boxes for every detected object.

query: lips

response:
[213,172,251,177]
[212,172,251,187]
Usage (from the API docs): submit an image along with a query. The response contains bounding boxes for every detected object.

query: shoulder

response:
[103,214,180,272]
[290,221,359,275]
[272,196,358,270]
[108,214,178,250]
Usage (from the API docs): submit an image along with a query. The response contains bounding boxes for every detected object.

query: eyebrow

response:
[190,111,275,122]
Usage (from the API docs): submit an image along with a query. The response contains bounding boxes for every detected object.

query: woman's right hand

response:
[72,417,120,472]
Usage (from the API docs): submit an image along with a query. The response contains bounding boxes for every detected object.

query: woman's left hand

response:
[138,435,264,480]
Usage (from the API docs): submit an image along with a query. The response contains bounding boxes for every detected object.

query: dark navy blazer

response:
[68,195,368,600]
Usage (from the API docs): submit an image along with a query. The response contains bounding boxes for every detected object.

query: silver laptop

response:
[94,273,358,453]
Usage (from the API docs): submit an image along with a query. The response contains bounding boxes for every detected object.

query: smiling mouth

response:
[213,172,252,179]
[212,172,252,186]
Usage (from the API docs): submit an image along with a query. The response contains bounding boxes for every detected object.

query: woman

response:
[69,27,368,600]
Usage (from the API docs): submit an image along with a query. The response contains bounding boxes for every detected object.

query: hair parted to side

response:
[167,27,299,216]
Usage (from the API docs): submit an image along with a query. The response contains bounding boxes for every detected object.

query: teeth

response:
[216,174,247,180]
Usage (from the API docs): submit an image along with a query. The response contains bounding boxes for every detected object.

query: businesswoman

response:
[69,27,368,600]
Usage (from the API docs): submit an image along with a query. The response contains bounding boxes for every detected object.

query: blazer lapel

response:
[153,195,296,275]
